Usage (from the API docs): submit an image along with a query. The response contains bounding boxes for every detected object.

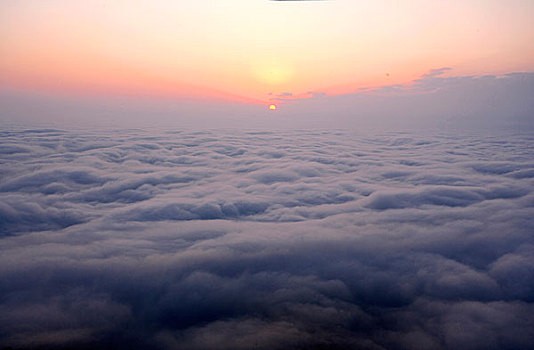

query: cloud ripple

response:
[0,128,533,349]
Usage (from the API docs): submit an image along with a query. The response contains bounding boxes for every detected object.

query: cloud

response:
[419,67,453,79]
[2,70,533,131]
[274,71,534,130]
[0,128,533,349]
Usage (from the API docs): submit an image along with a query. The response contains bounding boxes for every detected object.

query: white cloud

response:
[0,128,532,349]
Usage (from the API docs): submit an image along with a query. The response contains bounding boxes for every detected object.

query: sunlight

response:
[253,61,293,86]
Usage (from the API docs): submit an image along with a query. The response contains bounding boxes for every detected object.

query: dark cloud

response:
[0,129,533,349]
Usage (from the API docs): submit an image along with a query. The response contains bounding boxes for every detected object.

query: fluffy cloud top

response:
[0,128,533,349]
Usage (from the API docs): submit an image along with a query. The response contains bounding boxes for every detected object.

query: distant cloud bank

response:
[273,70,534,130]
[1,70,533,130]
[0,128,533,349]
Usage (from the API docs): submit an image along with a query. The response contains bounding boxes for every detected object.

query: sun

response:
[269,104,277,111]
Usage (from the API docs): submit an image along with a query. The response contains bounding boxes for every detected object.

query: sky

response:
[0,0,533,127]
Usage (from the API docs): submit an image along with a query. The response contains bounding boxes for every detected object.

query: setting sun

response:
[269,104,277,110]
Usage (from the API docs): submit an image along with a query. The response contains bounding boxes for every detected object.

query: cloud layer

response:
[0,128,533,349]
[274,71,534,130]
[1,71,533,130]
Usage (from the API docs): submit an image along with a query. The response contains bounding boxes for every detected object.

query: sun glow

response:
[269,104,277,110]
[1,1,533,105]
[253,61,294,86]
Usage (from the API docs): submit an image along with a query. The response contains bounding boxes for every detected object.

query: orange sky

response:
[1,0,533,105]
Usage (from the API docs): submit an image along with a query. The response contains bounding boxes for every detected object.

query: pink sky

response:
[1,0,533,107]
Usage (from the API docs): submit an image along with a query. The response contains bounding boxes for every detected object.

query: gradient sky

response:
[1,0,533,106]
